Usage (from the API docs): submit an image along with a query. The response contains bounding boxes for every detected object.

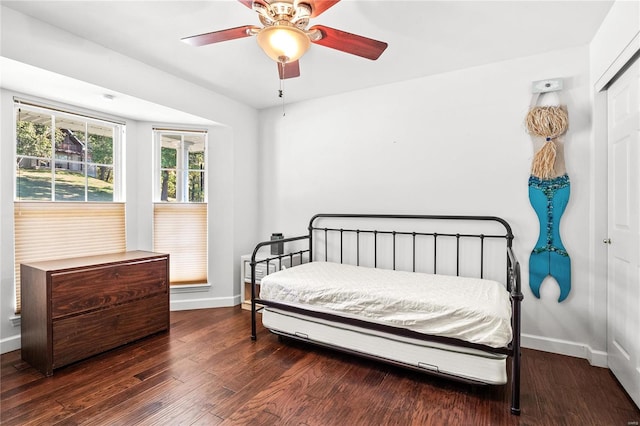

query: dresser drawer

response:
[52,293,169,369]
[50,258,168,319]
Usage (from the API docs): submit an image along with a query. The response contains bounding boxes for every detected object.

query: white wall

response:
[0,7,260,353]
[0,90,19,352]
[258,45,601,361]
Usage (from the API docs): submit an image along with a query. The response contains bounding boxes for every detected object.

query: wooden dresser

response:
[20,251,170,376]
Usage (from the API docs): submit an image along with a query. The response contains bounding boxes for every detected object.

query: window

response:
[153,129,208,286]
[13,101,126,314]
[16,103,123,202]
[155,131,206,203]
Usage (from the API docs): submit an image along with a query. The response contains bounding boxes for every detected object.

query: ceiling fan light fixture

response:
[256,23,310,63]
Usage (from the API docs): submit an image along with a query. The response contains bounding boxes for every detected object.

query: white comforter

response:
[260,261,512,348]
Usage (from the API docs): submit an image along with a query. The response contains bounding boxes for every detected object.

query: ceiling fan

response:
[181,0,388,80]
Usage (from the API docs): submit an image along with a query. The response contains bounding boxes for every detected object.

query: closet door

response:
[607,57,640,409]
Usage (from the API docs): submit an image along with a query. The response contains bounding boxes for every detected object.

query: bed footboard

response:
[249,234,310,341]
[508,249,523,415]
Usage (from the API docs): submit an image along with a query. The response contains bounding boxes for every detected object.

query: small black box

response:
[270,233,283,255]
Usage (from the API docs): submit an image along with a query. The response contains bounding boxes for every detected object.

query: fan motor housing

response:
[257,1,311,30]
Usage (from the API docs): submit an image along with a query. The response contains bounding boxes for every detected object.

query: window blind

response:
[14,202,126,314]
[153,203,207,285]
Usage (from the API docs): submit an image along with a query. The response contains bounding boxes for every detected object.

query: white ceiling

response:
[1,57,218,125]
[1,0,614,112]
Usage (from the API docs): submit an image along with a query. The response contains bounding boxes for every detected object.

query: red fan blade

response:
[181,25,255,47]
[306,0,340,18]
[309,25,387,60]
[237,0,254,8]
[278,60,301,79]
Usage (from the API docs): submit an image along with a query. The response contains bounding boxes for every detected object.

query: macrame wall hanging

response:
[526,80,571,302]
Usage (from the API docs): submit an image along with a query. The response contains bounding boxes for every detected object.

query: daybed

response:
[249,214,522,415]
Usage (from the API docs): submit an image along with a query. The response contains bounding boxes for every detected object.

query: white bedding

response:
[259,261,512,348]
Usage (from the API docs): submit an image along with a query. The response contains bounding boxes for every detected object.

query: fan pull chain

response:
[279,66,286,117]
[279,80,285,117]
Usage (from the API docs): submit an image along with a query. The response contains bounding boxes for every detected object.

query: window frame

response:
[14,101,125,203]
[153,128,207,204]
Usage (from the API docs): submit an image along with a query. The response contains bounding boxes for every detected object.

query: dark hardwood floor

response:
[1,307,638,425]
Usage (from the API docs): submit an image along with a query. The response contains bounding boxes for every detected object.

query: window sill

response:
[170,283,211,294]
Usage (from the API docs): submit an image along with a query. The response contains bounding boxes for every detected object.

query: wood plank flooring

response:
[1,307,639,425]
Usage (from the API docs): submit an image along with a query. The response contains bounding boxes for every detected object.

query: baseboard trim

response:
[522,333,608,367]
[0,334,21,355]
[586,347,608,368]
[169,295,242,311]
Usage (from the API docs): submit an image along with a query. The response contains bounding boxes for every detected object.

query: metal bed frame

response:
[250,214,522,415]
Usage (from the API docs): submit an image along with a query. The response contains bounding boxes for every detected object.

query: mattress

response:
[262,307,508,385]
[259,261,512,348]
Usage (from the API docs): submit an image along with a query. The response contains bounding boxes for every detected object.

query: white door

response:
[607,57,640,409]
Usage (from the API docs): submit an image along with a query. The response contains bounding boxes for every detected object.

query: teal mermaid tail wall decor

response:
[525,100,571,302]
[528,174,571,302]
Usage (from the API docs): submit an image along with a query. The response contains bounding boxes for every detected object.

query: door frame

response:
[589,38,640,369]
